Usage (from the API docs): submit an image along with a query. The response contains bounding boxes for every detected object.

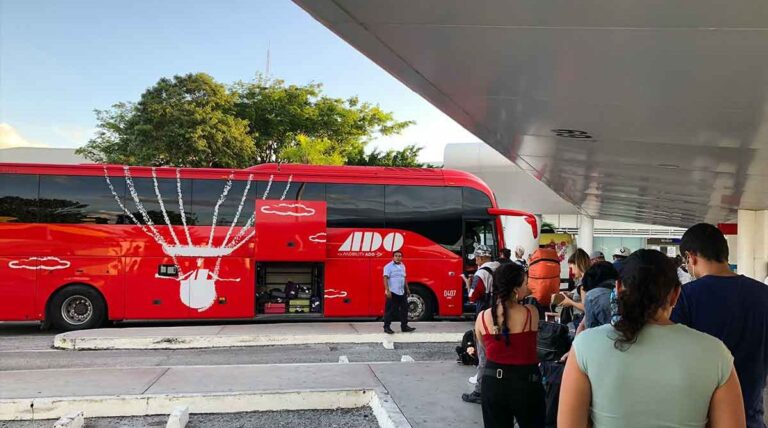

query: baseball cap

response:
[473,245,493,258]
[590,250,605,259]
[614,247,631,257]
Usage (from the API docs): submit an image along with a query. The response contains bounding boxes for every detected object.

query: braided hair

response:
[613,249,681,351]
[490,262,528,346]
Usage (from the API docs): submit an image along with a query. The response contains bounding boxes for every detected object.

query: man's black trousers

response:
[383,293,409,329]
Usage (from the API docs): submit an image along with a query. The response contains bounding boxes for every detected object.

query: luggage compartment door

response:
[254,200,327,261]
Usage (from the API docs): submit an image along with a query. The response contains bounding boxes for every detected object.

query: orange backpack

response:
[527,248,561,307]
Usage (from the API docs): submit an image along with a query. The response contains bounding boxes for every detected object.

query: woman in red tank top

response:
[475,262,545,428]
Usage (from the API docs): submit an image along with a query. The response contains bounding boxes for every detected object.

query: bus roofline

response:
[487,208,538,239]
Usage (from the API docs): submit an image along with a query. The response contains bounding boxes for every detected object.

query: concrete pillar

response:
[755,211,768,281]
[737,210,757,278]
[578,215,594,255]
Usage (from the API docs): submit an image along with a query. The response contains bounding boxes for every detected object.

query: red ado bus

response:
[0,162,535,330]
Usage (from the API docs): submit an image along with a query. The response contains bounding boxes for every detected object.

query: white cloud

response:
[0,123,46,149]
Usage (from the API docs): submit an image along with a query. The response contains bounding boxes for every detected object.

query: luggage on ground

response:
[455,329,479,366]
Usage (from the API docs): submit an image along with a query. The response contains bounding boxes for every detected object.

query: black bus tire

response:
[49,285,107,331]
[407,284,435,321]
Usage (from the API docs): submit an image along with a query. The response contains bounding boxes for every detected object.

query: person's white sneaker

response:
[468,374,477,384]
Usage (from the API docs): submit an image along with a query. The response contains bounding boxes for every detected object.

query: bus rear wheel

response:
[407,285,435,322]
[49,285,106,331]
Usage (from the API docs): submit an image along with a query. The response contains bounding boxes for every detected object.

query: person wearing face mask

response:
[672,223,768,428]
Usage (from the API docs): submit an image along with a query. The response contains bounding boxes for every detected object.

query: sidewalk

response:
[0,361,482,427]
[54,321,473,350]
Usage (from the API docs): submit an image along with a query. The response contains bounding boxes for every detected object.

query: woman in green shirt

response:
[558,249,745,428]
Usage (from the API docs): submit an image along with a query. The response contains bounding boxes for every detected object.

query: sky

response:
[0,0,480,162]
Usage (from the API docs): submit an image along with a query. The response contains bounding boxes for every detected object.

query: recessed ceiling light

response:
[551,129,593,139]
[657,163,680,169]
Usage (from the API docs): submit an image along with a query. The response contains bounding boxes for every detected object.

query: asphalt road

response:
[0,322,459,371]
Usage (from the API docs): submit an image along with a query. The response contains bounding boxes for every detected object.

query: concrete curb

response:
[166,405,189,428]
[54,332,463,350]
[53,411,84,428]
[0,389,410,427]
[369,389,412,428]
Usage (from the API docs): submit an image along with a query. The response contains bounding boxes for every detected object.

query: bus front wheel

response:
[49,285,107,331]
[407,285,435,322]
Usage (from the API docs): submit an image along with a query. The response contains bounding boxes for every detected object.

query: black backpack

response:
[537,320,571,362]
[455,329,479,366]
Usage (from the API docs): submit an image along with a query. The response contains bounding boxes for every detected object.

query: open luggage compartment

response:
[256,262,323,316]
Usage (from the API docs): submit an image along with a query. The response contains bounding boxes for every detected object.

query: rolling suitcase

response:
[288,299,311,313]
[264,303,285,314]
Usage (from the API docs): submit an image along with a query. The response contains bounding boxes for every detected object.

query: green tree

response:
[231,75,414,164]
[278,134,345,166]
[78,73,254,168]
[346,144,426,167]
[78,73,423,168]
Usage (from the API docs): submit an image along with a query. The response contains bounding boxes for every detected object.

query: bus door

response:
[461,218,497,312]
[462,218,498,266]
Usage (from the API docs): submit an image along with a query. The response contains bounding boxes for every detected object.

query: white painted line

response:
[166,405,189,428]
[338,355,349,364]
[400,355,414,362]
[53,411,84,428]
[382,340,395,350]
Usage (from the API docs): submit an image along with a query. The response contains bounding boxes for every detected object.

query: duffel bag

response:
[537,320,571,362]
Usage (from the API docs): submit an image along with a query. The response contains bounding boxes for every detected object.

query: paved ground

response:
[0,321,483,428]
[0,342,458,371]
[0,408,379,428]
[1,321,765,427]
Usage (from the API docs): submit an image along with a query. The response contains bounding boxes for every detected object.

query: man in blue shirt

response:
[671,223,768,428]
[581,261,618,329]
[383,250,414,334]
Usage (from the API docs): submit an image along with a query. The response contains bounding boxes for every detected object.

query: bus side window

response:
[38,175,127,224]
[256,181,325,201]
[0,173,39,223]
[192,179,259,227]
[128,177,192,226]
[326,184,385,228]
[385,185,462,253]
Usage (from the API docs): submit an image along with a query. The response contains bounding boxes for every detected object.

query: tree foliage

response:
[346,144,425,167]
[78,74,253,168]
[78,73,424,168]
[278,134,345,166]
